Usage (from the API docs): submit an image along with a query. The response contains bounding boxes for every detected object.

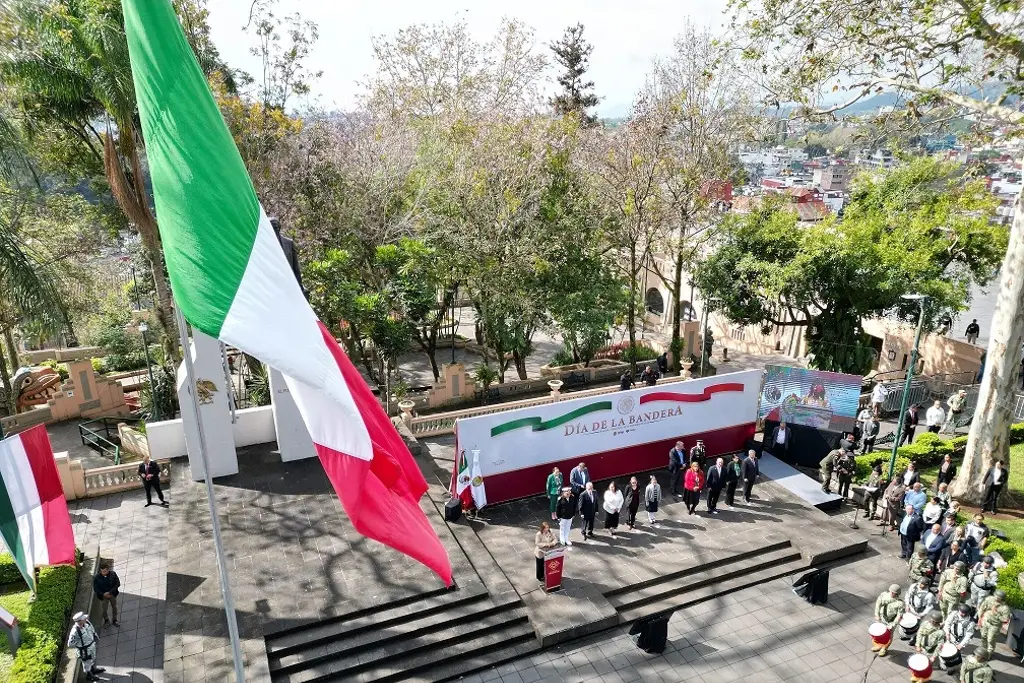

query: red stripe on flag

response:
[18,426,75,565]
[638,383,745,405]
[314,323,453,586]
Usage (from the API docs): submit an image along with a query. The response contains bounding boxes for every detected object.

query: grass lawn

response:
[0,585,34,682]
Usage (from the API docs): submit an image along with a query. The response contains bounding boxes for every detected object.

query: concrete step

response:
[269,594,505,675]
[265,583,489,658]
[617,556,809,624]
[274,604,534,683]
[605,538,793,600]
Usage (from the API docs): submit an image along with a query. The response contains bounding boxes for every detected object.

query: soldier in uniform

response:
[958,648,994,683]
[909,548,935,586]
[968,555,999,607]
[976,589,1012,654]
[944,603,976,653]
[67,612,104,681]
[915,611,945,666]
[938,561,969,618]
[906,577,939,619]
[820,449,840,493]
[836,451,857,499]
[873,584,905,656]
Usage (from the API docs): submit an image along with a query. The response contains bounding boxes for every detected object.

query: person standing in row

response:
[545,467,562,521]
[902,462,921,488]
[926,400,946,434]
[914,611,945,667]
[623,477,641,530]
[982,461,1006,515]
[900,404,920,446]
[908,548,934,586]
[683,461,705,515]
[769,421,791,458]
[860,416,880,454]
[899,504,925,559]
[938,562,969,618]
[741,450,759,504]
[872,584,904,656]
[944,603,975,653]
[93,562,120,627]
[689,440,707,469]
[968,556,999,607]
[534,522,557,582]
[976,590,1011,654]
[935,454,957,493]
[724,454,741,507]
[836,451,856,499]
[555,488,575,547]
[705,458,725,514]
[668,441,685,497]
[138,454,167,507]
[958,649,994,683]
[578,482,599,542]
[569,462,590,497]
[603,482,623,537]
[863,463,885,520]
[645,475,661,527]
[922,523,946,565]
[881,478,907,531]
[905,577,938,618]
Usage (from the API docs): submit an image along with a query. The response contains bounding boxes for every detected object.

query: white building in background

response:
[855,149,896,168]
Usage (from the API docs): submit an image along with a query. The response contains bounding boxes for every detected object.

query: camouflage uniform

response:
[944,609,975,650]
[874,588,904,656]
[977,595,1012,653]
[909,552,934,586]
[820,451,839,493]
[958,654,994,683]
[938,567,968,618]
[915,617,945,661]
[968,562,998,607]
[905,583,938,618]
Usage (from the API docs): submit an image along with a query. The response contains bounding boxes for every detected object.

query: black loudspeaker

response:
[629,613,670,654]
[444,497,462,522]
[1006,610,1024,654]
[792,569,829,605]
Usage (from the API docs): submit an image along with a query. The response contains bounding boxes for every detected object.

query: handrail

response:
[83,459,171,498]
[407,374,695,437]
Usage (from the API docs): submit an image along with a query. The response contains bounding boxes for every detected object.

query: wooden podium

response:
[544,548,565,592]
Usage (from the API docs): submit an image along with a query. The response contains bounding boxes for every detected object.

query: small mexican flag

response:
[0,426,75,592]
[455,450,472,507]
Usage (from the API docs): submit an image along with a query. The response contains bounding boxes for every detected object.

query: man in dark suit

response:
[899,503,925,559]
[741,450,759,504]
[668,441,685,497]
[935,453,957,492]
[922,522,946,565]
[769,421,792,458]
[982,461,1006,514]
[899,404,920,445]
[137,455,167,507]
[705,458,726,514]
[577,482,599,541]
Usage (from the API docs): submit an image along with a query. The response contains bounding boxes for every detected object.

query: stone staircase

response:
[607,539,807,624]
[264,583,536,683]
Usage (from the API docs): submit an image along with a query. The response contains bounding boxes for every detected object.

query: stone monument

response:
[177,330,238,480]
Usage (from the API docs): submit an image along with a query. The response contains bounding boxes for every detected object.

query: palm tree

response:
[0,0,180,361]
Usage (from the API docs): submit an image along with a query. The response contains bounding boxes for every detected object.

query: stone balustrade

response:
[408,374,693,437]
[82,460,170,498]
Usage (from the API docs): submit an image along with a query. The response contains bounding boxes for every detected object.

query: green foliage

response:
[82,301,149,372]
[39,360,68,382]
[983,538,1024,610]
[0,552,25,587]
[695,159,1006,374]
[622,344,659,363]
[140,364,179,420]
[551,344,576,368]
[245,359,271,408]
[90,357,106,375]
[474,364,500,390]
[549,24,600,125]
[6,563,79,683]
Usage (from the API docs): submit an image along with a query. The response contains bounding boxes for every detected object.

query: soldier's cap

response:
[954,561,967,571]
[918,577,929,586]
[888,583,901,594]
[72,612,88,622]
[958,603,971,616]
[984,555,994,564]
[927,610,942,623]
[995,589,1007,600]
[974,649,991,662]
[916,548,927,556]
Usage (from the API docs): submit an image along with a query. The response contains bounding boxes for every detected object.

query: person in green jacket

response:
[546,467,562,520]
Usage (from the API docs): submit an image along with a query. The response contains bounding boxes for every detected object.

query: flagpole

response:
[174,304,246,683]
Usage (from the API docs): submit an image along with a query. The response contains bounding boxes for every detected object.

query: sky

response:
[206,0,730,118]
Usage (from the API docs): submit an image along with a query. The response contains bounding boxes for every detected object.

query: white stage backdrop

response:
[455,370,762,482]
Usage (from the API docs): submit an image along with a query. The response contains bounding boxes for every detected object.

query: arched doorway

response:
[645,288,664,316]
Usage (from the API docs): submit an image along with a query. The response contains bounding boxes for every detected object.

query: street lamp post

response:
[887,294,928,480]
[138,323,159,421]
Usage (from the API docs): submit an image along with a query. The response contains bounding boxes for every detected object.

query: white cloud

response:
[206,0,729,116]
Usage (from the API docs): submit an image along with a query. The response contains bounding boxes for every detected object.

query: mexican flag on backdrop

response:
[455,450,487,510]
[121,0,452,585]
[0,426,76,592]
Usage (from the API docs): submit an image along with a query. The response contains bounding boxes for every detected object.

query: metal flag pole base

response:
[849,504,860,530]
[175,304,246,683]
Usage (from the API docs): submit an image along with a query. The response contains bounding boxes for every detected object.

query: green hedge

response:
[984,538,1024,610]
[0,553,26,587]
[855,426,1024,482]
[8,563,79,683]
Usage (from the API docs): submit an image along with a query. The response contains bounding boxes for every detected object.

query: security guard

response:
[944,603,976,653]
[968,556,999,607]
[909,548,935,586]
[938,561,969,618]
[906,577,939,618]
[915,611,945,665]
[819,449,840,493]
[976,589,1012,653]
[958,649,994,683]
[874,584,905,656]
[67,612,104,681]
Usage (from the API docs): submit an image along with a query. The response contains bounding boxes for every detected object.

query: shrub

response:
[140,365,179,420]
[8,563,78,683]
[90,357,106,375]
[622,344,659,363]
[551,344,575,368]
[1012,422,1024,444]
[38,360,69,382]
[0,553,24,587]
[593,341,658,362]
[984,538,1024,610]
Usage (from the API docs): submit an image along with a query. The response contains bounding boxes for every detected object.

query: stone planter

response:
[548,379,564,398]
[681,360,694,380]
[398,400,416,426]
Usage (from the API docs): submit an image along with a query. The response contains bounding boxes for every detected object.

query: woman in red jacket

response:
[684,460,705,515]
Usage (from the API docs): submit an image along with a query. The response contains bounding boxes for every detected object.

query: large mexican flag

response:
[122,0,452,585]
[0,426,75,592]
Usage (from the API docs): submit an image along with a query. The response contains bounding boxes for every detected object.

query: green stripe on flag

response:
[123,0,260,337]
[490,401,612,437]
[0,477,32,592]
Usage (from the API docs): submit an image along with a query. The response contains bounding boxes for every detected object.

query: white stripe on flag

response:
[0,435,49,566]
[220,207,372,461]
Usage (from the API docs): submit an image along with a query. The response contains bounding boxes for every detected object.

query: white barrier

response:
[146,405,277,459]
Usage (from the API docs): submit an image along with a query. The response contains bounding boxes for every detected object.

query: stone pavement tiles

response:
[458,505,1024,683]
[162,443,484,683]
[69,485,170,683]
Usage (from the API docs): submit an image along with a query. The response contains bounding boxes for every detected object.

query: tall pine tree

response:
[550,24,600,125]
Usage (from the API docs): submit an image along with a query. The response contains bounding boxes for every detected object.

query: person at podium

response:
[534,522,557,582]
